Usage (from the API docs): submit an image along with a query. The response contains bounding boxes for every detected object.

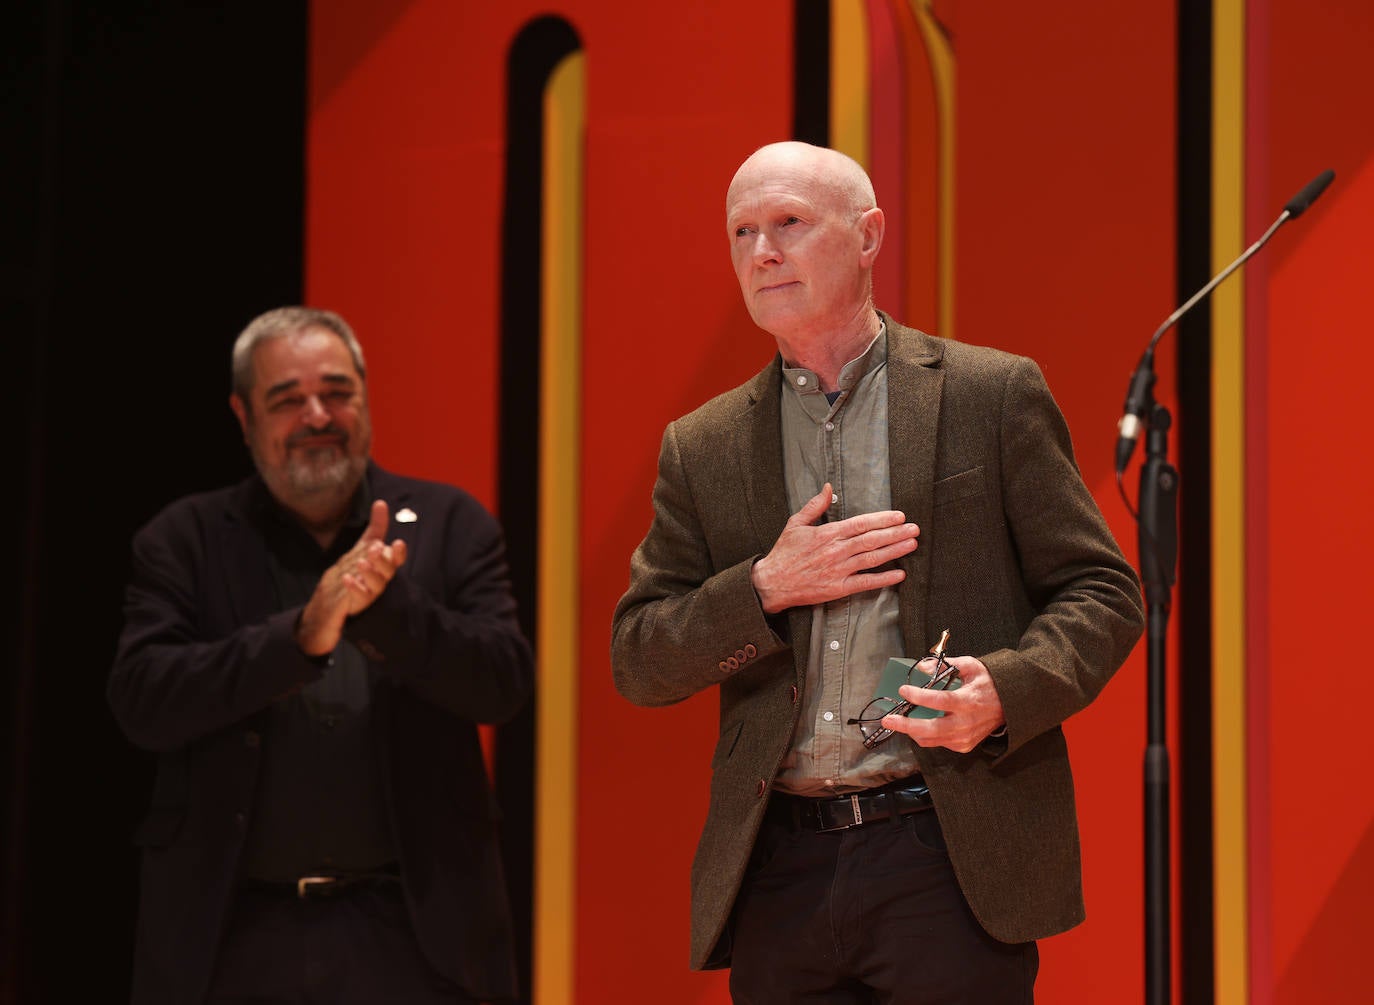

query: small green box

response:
[871,657,962,720]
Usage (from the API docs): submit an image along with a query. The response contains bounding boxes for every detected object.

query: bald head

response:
[727,142,877,223]
[725,142,884,356]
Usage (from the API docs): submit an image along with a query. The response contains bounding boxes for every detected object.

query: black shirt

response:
[237,479,397,882]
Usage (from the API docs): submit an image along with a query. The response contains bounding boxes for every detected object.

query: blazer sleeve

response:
[979,356,1145,751]
[610,421,791,708]
[343,492,533,725]
[107,505,327,752]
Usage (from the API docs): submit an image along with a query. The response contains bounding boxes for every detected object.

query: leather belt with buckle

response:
[241,866,401,899]
[774,778,933,833]
[294,867,400,898]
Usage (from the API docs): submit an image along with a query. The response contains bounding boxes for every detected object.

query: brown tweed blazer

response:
[611,314,1144,970]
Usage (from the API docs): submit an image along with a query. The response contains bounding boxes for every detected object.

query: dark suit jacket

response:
[611,315,1145,969]
[109,463,533,1005]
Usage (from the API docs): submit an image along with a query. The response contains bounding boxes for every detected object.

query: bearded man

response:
[109,307,532,1005]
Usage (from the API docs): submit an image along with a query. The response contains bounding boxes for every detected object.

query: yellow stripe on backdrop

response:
[910,0,956,342]
[830,0,871,169]
[1211,1,1249,1003]
[534,49,584,1005]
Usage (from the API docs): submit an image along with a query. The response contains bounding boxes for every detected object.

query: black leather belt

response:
[772,777,933,833]
[240,864,401,899]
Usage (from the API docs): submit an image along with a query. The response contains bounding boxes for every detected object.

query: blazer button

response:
[745,644,758,658]
[244,730,260,749]
[734,649,747,663]
[718,661,729,673]
[726,657,740,671]
[789,684,798,705]
[755,779,767,797]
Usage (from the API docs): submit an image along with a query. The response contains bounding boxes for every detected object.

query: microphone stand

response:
[1117,167,1331,1005]
[1138,402,1178,1005]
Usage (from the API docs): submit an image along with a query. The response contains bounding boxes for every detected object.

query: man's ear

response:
[858,207,885,265]
[229,393,250,442]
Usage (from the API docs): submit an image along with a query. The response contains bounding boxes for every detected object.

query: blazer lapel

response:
[738,358,813,670]
[366,464,420,561]
[220,479,281,630]
[741,359,790,547]
[884,317,945,657]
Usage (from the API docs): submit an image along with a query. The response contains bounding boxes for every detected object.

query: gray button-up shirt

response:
[772,327,924,796]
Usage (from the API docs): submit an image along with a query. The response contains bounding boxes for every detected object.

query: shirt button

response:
[823,711,835,722]
[796,375,808,386]
[831,492,838,504]
[824,422,834,431]
[829,640,840,651]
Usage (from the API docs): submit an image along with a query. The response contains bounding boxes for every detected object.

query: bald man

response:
[612,143,1144,1002]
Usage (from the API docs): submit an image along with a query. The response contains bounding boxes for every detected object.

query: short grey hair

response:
[231,306,367,402]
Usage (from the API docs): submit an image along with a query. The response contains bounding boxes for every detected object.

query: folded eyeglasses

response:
[847,629,961,749]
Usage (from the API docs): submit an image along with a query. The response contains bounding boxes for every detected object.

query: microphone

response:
[1283,168,1335,218]
[1114,168,1335,475]
[1116,350,1157,474]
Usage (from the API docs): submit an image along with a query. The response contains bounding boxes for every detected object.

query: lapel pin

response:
[395,507,418,524]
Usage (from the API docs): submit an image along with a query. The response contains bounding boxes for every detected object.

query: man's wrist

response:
[750,557,785,615]
[294,608,338,657]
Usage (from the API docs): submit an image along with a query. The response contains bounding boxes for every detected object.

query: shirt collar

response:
[780,319,888,407]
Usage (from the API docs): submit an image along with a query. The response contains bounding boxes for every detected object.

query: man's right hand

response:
[749,483,919,614]
[295,500,408,656]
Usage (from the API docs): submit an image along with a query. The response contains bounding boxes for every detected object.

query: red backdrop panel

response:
[1263,3,1374,1002]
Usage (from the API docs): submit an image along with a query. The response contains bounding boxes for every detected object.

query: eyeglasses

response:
[847,629,960,749]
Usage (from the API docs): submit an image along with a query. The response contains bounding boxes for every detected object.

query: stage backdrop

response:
[1239,1,1374,1004]
[305,2,1193,1003]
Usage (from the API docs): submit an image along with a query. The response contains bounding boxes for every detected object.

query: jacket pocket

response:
[711,719,745,767]
[933,465,985,507]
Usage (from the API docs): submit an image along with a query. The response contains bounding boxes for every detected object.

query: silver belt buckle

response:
[296,875,336,898]
[850,794,863,827]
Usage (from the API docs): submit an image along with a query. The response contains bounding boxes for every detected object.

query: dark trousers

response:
[205,881,480,1004]
[728,802,1038,1004]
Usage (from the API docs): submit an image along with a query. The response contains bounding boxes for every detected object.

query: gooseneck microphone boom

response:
[1114,168,1335,476]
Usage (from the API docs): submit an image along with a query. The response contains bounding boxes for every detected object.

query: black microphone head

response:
[1283,169,1335,218]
